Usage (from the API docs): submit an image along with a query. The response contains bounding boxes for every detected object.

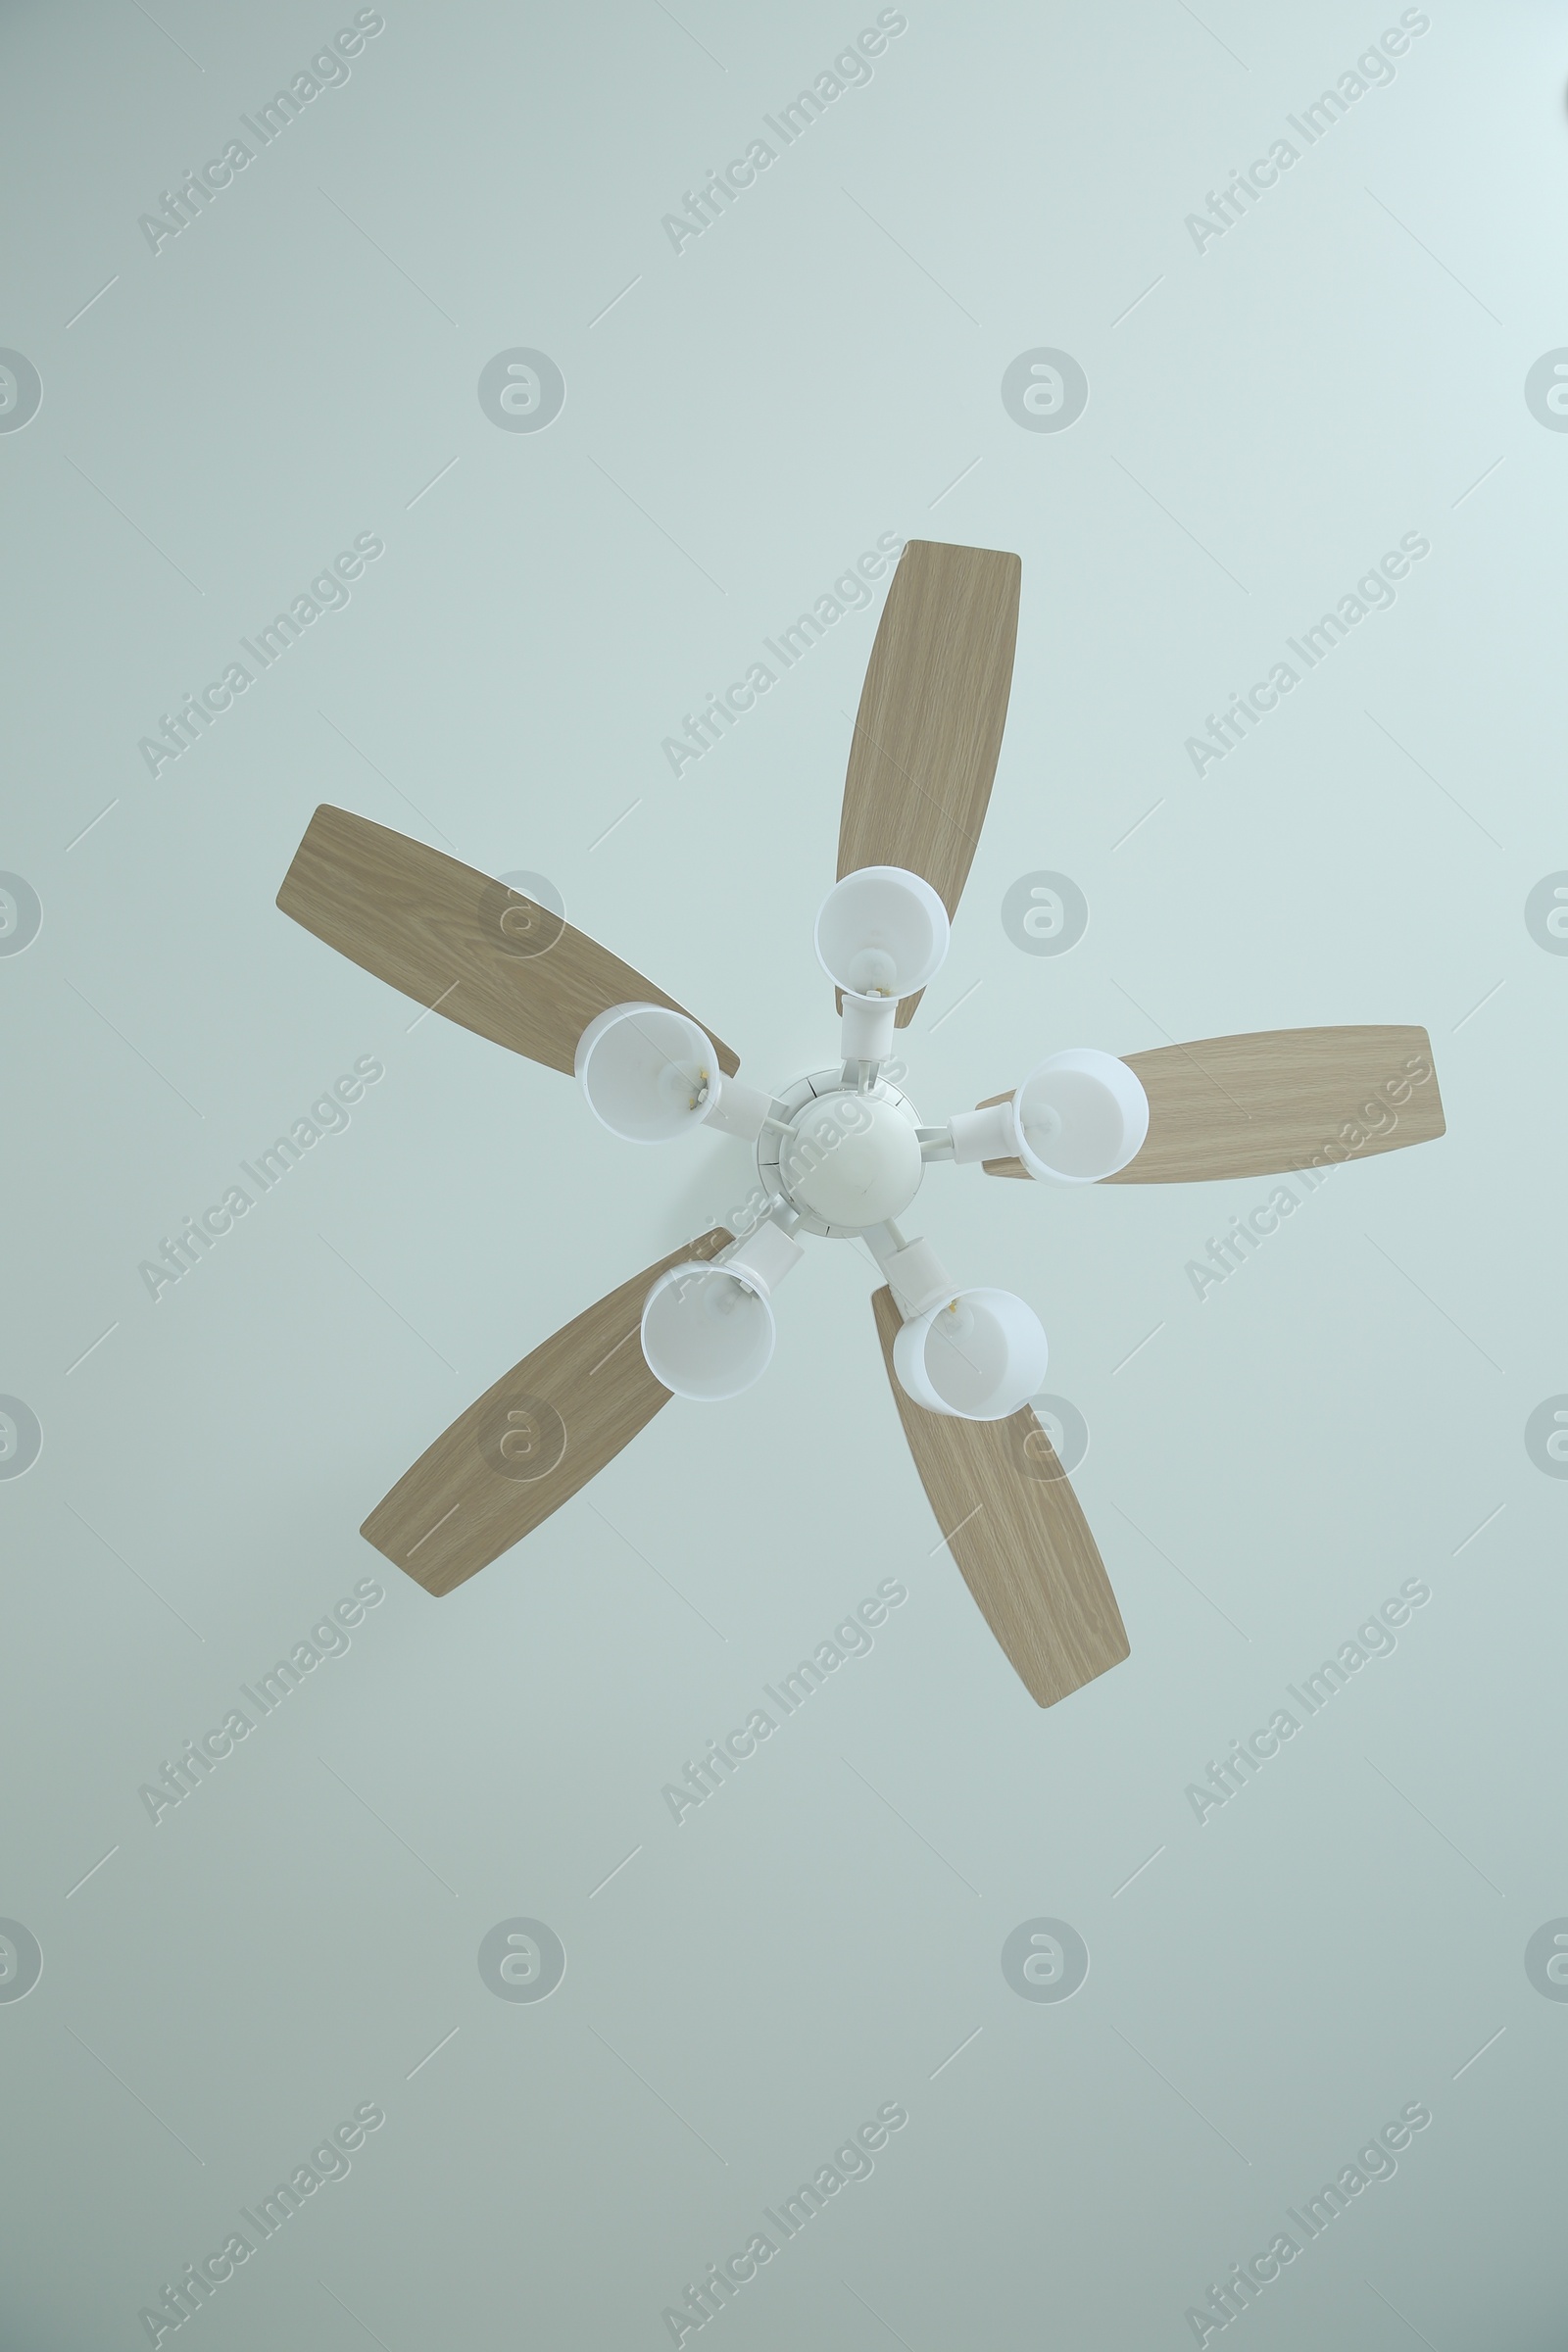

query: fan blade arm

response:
[836,542,1021,1025]
[276,804,740,1077]
[870,1288,1128,1706]
[977,1026,1446,1183]
[362,1228,733,1595]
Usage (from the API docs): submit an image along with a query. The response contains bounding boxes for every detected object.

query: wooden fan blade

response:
[870,1289,1128,1706]
[838,542,1020,1026]
[979,1026,1445,1183]
[363,1229,732,1595]
[277,804,739,1078]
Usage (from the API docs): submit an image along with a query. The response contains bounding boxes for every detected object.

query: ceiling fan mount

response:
[276,538,1446,1706]
[761,1071,925,1235]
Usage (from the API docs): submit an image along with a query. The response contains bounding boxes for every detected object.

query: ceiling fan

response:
[276,539,1446,1706]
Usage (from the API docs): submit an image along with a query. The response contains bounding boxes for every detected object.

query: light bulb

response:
[641,1261,778,1398]
[1021,1102,1063,1154]
[658,1057,710,1112]
[815,868,950,1001]
[702,1273,751,1320]
[892,1286,1049,1421]
[847,945,897,997]
[576,1004,722,1144]
[1010,1050,1152,1184]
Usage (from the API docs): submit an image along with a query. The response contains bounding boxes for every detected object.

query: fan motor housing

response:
[759,1071,923,1238]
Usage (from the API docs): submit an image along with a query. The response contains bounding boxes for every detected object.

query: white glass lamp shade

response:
[893,1287,1049,1421]
[575,1004,718,1145]
[814,866,950,1002]
[641,1265,777,1401]
[1012,1049,1150,1184]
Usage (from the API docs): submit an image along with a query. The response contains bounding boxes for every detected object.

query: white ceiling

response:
[3,1,1566,2346]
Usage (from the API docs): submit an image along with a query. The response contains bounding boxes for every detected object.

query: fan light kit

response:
[277,539,1446,1706]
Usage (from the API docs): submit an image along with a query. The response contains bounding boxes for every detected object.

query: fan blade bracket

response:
[362,1227,733,1595]
[836,543,1021,1009]
[870,1288,1128,1707]
[1105,1024,1445,1184]
[973,1089,1030,1179]
[976,1029,1446,1185]
[276,804,740,1078]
